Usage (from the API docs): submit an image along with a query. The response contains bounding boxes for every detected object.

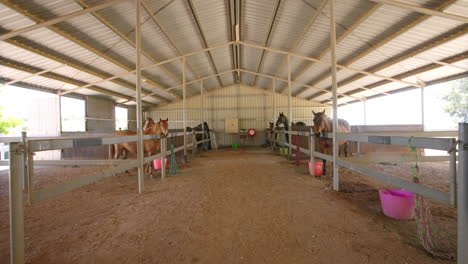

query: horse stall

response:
[1,1,467,264]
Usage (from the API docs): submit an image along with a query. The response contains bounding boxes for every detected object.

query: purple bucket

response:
[378,189,415,220]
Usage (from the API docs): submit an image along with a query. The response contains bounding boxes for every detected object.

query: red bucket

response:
[153,158,168,170]
[308,161,323,176]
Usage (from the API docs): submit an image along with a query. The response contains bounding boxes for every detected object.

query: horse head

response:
[269,122,274,130]
[143,117,155,130]
[276,112,288,127]
[159,118,169,137]
[312,110,326,136]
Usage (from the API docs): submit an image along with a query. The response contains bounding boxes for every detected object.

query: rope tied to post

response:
[169,143,179,175]
[408,137,454,260]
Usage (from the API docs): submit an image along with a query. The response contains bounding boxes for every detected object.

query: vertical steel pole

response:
[272,79,276,123]
[201,80,205,151]
[135,0,144,193]
[161,137,166,179]
[309,128,315,176]
[9,142,25,264]
[27,142,33,205]
[288,55,292,160]
[20,132,26,190]
[458,122,468,264]
[330,0,339,191]
[421,86,425,131]
[183,56,187,162]
[449,138,457,207]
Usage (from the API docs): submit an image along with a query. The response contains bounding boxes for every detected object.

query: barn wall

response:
[86,96,115,132]
[147,84,328,147]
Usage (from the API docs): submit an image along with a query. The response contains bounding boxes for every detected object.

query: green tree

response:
[0,106,22,134]
[442,78,468,122]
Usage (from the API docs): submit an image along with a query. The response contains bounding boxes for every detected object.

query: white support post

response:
[309,128,315,175]
[183,56,187,162]
[330,0,339,191]
[21,132,27,191]
[458,122,468,264]
[201,80,205,150]
[9,142,25,264]
[449,138,456,206]
[272,79,276,123]
[421,86,425,131]
[27,143,33,205]
[135,0,144,193]
[288,55,292,160]
[161,137,166,179]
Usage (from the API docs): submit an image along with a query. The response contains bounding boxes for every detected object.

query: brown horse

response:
[312,110,350,176]
[109,117,169,175]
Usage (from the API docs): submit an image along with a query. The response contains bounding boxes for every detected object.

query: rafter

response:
[269,0,328,87]
[73,0,182,87]
[187,0,225,87]
[0,57,157,106]
[284,2,382,94]
[241,41,420,87]
[296,0,456,97]
[140,0,200,87]
[251,0,282,87]
[309,24,468,100]
[369,0,468,23]
[1,0,179,100]
[323,51,468,104]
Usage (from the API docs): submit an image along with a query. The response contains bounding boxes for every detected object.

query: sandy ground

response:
[0,148,456,263]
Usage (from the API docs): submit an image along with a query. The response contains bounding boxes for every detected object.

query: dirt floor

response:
[0,148,456,263]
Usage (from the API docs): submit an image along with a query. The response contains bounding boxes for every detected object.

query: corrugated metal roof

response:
[0,0,466,107]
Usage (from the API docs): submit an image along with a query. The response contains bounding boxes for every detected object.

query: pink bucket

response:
[379,189,415,220]
[153,158,168,170]
[308,161,323,177]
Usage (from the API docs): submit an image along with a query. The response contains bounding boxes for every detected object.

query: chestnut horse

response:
[312,110,350,176]
[109,117,169,174]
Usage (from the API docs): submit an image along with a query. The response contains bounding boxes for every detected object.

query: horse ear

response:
[321,109,325,114]
[160,118,162,121]
[312,111,316,115]
[165,118,168,121]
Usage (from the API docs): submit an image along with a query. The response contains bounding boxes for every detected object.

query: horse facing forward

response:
[109,117,169,175]
[312,110,350,176]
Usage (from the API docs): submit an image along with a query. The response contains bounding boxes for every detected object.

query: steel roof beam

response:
[0,58,157,106]
[282,3,381,94]
[296,0,456,97]
[187,0,225,87]
[309,25,468,100]
[322,51,468,104]
[240,41,420,87]
[140,1,200,85]
[251,0,282,87]
[73,0,182,88]
[1,0,179,101]
[3,36,169,103]
[270,0,329,89]
[60,41,234,96]
[240,69,362,101]
[369,0,468,23]
[0,0,126,41]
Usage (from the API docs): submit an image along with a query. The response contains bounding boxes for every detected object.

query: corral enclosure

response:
[0,0,467,264]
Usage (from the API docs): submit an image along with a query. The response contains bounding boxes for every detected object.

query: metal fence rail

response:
[7,128,211,264]
[268,128,457,205]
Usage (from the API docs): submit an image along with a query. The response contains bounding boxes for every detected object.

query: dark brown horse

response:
[312,110,350,176]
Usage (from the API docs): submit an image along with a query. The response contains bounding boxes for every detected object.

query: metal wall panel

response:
[147,84,327,146]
